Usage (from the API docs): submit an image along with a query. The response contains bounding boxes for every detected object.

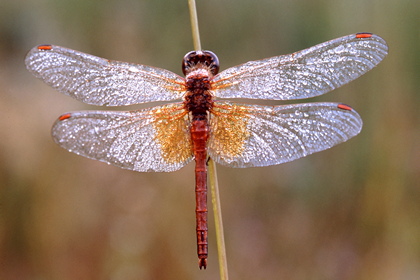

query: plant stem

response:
[208,158,229,279]
[188,0,202,51]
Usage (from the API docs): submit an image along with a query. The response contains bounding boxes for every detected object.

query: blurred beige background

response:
[1,0,419,279]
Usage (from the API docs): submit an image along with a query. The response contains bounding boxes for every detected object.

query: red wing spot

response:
[37,45,53,50]
[355,33,372,38]
[58,113,72,121]
[338,104,353,111]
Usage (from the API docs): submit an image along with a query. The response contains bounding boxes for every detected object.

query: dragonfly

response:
[25,32,388,269]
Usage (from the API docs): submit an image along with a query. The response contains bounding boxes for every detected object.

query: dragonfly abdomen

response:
[191,118,209,269]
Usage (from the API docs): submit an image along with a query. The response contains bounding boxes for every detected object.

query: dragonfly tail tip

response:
[198,258,207,269]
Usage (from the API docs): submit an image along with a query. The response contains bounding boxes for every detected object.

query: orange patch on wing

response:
[210,103,251,157]
[211,79,236,91]
[152,104,192,164]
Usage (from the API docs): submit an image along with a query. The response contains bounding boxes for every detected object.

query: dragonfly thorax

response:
[183,63,214,116]
[183,86,213,117]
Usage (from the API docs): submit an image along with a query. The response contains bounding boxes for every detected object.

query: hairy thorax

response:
[184,68,214,117]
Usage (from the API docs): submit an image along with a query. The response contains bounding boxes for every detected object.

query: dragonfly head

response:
[182,50,219,77]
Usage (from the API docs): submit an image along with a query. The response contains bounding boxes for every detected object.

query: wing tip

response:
[354,32,389,55]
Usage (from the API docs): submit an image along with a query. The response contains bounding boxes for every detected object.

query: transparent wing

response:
[208,101,362,168]
[52,103,193,172]
[212,33,388,100]
[25,45,186,106]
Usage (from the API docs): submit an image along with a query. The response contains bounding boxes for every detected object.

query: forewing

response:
[208,101,362,168]
[25,45,186,106]
[212,33,388,100]
[52,103,193,172]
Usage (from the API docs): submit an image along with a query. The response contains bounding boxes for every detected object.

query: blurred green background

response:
[1,0,419,279]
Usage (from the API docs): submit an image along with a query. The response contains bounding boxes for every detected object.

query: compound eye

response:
[182,51,200,75]
[182,50,220,76]
[203,50,220,76]
[182,51,196,65]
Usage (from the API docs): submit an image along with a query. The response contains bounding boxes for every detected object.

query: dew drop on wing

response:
[128,66,140,73]
[151,85,160,92]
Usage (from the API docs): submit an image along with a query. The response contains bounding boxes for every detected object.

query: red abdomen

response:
[191,118,209,269]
